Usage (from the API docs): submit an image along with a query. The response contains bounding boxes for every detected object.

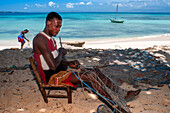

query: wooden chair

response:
[29,57,72,103]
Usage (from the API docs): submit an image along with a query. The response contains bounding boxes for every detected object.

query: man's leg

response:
[21,42,25,49]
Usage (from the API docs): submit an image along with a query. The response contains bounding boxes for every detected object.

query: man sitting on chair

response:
[33,12,141,113]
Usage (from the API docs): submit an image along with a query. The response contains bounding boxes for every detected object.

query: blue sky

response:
[0,0,170,12]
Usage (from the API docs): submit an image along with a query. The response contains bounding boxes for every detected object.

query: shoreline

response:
[0,34,170,50]
[84,34,170,49]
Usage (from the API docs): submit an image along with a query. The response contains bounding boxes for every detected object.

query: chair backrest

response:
[29,57,43,85]
[29,57,72,104]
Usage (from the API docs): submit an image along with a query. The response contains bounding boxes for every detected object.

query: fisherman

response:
[33,12,141,113]
[18,29,29,49]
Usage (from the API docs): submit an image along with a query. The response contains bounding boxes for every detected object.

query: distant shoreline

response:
[0,34,170,50]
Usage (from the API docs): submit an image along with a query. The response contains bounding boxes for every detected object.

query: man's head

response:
[45,12,62,37]
[24,29,29,33]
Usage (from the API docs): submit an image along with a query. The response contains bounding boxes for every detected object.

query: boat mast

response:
[115,4,118,20]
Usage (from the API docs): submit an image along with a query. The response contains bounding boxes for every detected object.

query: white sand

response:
[0,34,170,50]
[83,34,170,49]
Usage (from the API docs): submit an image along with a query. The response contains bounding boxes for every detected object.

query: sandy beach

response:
[0,34,170,50]
[0,35,170,113]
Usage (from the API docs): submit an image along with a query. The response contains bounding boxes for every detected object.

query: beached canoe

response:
[62,41,85,47]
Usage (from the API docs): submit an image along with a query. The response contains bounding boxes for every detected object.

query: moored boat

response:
[110,19,124,23]
[110,4,124,23]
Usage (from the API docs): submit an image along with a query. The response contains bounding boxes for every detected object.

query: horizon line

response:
[0,11,170,13]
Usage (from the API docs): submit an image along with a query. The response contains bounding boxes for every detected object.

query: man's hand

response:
[69,60,80,69]
[24,37,29,42]
[59,47,67,56]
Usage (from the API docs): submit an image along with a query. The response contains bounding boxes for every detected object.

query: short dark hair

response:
[24,29,29,32]
[46,12,62,22]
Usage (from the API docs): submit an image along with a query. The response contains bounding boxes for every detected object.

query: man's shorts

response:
[48,70,77,88]
[18,36,25,43]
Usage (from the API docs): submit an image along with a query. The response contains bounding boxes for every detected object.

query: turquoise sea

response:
[0,12,170,41]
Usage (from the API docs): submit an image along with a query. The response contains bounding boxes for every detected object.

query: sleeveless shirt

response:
[34,31,58,84]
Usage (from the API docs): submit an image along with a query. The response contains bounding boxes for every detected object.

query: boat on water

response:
[110,19,124,23]
[110,4,124,23]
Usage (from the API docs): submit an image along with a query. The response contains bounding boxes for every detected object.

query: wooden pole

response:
[59,36,62,48]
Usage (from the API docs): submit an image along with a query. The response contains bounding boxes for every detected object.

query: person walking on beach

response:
[33,12,141,113]
[18,29,29,49]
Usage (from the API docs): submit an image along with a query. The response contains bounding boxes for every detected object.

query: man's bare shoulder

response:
[33,33,48,53]
[33,33,47,45]
[34,33,43,42]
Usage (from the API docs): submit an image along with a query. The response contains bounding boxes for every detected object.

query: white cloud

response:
[56,4,59,8]
[118,3,123,7]
[35,4,46,8]
[66,3,74,8]
[111,4,117,7]
[144,3,147,6]
[109,0,152,9]
[79,2,85,5]
[129,3,133,7]
[86,2,93,5]
[99,3,103,5]
[25,4,30,7]
[100,0,170,8]
[107,2,111,5]
[49,1,56,7]
[126,1,149,8]
[24,4,30,10]
[66,2,90,8]
[75,2,85,5]
[112,3,124,7]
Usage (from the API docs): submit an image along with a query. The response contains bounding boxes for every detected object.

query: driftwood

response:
[62,41,85,47]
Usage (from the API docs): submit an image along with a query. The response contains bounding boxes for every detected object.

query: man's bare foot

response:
[124,89,141,101]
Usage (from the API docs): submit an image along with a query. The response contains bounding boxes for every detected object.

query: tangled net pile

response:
[74,47,170,113]
[77,68,130,113]
[97,48,170,90]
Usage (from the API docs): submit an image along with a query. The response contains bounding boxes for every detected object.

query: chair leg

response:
[67,87,72,103]
[40,87,48,103]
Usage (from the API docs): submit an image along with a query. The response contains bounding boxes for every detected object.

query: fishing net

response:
[25,32,34,48]
[96,48,170,91]
[72,47,170,113]
[76,68,130,113]
[97,104,113,113]
[66,47,170,112]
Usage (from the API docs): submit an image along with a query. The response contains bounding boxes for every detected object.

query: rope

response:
[97,104,105,113]
[132,72,170,91]
[70,69,116,113]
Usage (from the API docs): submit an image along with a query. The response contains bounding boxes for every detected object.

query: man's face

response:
[47,17,62,37]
